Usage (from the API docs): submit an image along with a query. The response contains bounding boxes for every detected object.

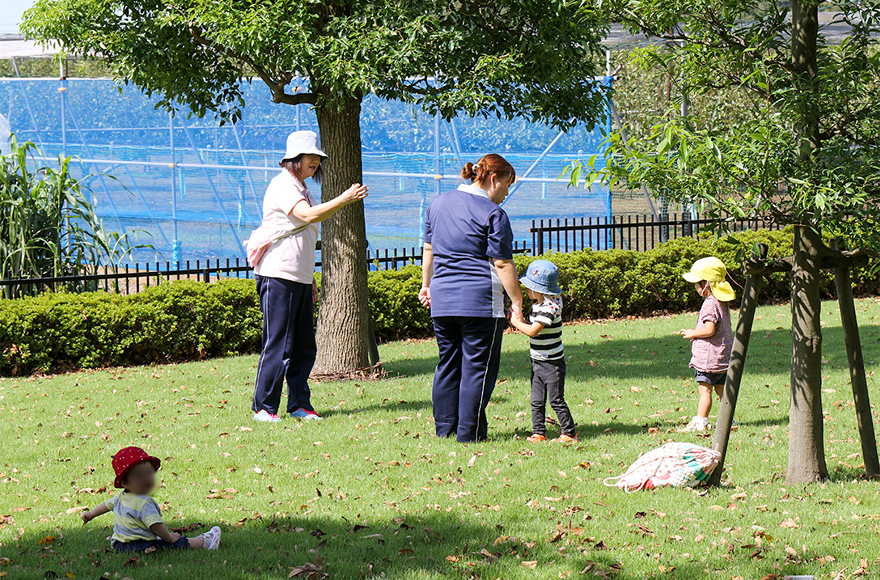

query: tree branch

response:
[187,23,316,106]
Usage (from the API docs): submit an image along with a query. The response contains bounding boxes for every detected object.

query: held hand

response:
[418,286,431,308]
[168,532,181,543]
[509,302,524,322]
[342,183,369,204]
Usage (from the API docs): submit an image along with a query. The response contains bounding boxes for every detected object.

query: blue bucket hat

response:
[520,259,561,295]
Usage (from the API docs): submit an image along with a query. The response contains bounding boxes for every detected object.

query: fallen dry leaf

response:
[288,560,327,579]
[65,507,88,515]
[37,536,56,545]
[778,518,799,529]
[521,561,538,569]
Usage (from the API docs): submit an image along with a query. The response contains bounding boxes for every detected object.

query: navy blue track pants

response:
[432,316,505,442]
[252,275,316,415]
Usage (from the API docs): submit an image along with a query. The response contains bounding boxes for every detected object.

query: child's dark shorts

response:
[113,536,189,553]
[694,368,727,386]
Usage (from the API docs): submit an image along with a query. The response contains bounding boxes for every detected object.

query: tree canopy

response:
[24,0,610,128]
[579,2,880,252]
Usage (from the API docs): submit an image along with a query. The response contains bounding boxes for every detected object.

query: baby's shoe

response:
[678,417,710,433]
[200,526,222,550]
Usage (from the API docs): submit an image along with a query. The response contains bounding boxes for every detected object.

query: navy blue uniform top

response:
[424,183,514,318]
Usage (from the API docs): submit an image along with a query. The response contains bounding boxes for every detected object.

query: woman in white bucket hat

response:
[250,131,368,423]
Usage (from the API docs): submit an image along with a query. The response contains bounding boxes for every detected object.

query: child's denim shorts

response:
[113,536,189,553]
[694,368,727,386]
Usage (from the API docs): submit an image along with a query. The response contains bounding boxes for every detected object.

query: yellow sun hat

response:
[682,257,736,302]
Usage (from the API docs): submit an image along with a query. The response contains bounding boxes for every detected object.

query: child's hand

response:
[680,329,693,340]
[82,511,92,525]
[168,532,181,543]
[509,303,524,322]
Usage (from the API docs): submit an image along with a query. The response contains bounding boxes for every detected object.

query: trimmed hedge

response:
[0,280,263,376]
[2,229,877,375]
[514,228,879,319]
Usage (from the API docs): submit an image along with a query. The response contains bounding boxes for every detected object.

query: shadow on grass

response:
[321,395,511,419]
[382,327,840,385]
[7,513,710,580]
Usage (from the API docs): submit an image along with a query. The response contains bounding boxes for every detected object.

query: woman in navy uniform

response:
[418,154,524,442]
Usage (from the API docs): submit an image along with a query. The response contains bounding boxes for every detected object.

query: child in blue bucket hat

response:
[509,260,578,443]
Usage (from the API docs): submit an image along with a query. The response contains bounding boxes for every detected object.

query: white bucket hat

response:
[282,131,328,163]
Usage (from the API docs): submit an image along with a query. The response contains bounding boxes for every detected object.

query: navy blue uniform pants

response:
[252,275,316,415]
[432,316,505,442]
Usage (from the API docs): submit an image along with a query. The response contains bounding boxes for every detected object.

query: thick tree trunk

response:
[313,92,376,374]
[787,225,828,483]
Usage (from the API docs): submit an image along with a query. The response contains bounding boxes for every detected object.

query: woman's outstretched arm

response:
[291,183,369,224]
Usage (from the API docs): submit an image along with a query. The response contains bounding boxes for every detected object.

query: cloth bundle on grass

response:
[243,224,310,267]
[603,442,721,491]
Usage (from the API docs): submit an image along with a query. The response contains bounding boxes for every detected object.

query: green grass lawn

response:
[3,298,880,579]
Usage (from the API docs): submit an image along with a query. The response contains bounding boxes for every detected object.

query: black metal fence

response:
[530,213,782,255]
[0,241,531,298]
[0,214,783,298]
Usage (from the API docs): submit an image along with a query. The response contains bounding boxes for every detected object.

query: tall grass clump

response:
[0,136,135,297]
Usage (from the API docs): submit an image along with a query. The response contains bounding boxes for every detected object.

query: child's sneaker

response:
[291,408,322,421]
[253,410,281,423]
[199,526,221,550]
[527,434,547,443]
[678,417,710,433]
[556,434,579,443]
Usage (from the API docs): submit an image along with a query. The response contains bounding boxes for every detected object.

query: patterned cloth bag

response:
[243,223,310,267]
[603,442,721,491]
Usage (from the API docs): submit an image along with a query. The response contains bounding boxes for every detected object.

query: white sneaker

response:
[678,418,710,433]
[200,526,221,550]
[253,410,281,423]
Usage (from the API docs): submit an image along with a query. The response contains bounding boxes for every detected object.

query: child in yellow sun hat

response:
[677,257,736,433]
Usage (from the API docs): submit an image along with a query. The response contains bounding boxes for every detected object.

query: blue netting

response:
[0,77,612,263]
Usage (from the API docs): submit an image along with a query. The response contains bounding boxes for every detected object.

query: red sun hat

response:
[112,446,161,489]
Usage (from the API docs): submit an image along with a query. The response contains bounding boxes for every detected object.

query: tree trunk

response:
[787,225,828,483]
[313,92,376,374]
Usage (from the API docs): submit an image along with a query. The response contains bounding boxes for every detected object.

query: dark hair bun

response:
[460,162,477,181]
[460,154,515,185]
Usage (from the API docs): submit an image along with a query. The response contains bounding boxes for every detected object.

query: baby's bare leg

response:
[187,536,205,549]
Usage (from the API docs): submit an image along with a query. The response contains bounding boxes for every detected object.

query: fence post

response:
[536,220,544,256]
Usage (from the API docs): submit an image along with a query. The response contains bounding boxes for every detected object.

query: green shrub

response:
[0,279,262,375]
[515,228,879,320]
[1,228,877,375]
[367,264,433,341]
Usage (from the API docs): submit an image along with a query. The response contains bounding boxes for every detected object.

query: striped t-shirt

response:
[104,491,164,543]
[529,295,564,360]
